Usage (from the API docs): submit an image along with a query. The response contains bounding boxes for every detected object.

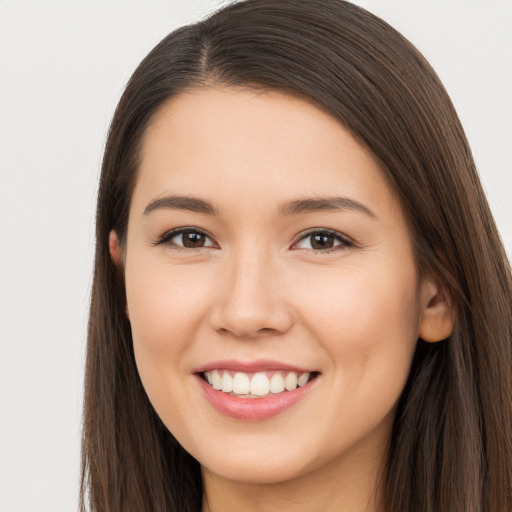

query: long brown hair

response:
[81,1,512,510]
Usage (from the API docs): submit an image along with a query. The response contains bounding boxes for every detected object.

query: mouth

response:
[194,360,321,420]
[200,369,320,398]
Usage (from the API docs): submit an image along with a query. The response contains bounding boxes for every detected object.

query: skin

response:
[111,87,454,512]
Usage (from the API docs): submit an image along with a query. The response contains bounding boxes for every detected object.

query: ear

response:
[109,230,130,319]
[109,230,123,267]
[418,277,455,343]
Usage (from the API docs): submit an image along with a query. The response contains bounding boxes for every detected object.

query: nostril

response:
[258,327,278,334]
[216,326,282,339]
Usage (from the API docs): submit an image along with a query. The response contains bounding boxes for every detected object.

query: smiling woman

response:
[81,1,512,512]
[117,87,439,496]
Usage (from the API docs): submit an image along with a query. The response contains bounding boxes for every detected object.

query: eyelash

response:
[154,227,354,253]
[154,227,217,251]
[292,228,354,253]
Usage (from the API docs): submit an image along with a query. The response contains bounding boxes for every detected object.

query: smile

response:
[196,364,320,420]
[202,369,317,398]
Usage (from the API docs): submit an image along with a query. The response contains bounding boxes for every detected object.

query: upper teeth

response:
[204,370,311,397]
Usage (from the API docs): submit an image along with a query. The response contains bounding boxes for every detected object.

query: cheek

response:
[301,257,419,328]
[127,258,209,343]
[296,260,420,390]
[124,259,211,402]
[287,263,420,452]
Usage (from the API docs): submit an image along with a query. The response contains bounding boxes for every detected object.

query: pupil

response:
[311,233,334,250]
[183,231,205,248]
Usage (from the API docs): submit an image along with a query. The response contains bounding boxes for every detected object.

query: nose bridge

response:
[210,243,292,338]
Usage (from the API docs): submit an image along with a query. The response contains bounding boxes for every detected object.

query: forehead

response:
[133,86,399,221]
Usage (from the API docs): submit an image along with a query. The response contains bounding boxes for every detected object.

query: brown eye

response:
[310,233,336,250]
[181,230,207,248]
[293,230,351,252]
[158,228,217,249]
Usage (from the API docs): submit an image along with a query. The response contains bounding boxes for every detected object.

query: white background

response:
[0,1,510,510]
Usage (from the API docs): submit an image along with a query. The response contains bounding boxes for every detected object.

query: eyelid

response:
[291,228,354,252]
[154,226,219,249]
[153,226,354,252]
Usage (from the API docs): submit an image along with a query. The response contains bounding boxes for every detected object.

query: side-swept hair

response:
[81,1,512,510]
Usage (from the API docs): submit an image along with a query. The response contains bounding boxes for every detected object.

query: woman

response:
[81,1,512,511]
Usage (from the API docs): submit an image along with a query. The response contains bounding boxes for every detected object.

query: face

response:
[120,87,437,487]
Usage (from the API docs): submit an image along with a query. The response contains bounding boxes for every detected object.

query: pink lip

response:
[193,359,315,374]
[195,373,319,421]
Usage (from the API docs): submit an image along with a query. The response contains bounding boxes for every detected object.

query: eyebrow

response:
[278,197,376,219]
[144,195,218,216]
[143,194,376,219]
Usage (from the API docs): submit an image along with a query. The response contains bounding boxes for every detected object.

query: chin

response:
[201,455,311,485]
[189,432,333,486]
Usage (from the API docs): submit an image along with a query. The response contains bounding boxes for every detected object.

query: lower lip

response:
[196,375,318,420]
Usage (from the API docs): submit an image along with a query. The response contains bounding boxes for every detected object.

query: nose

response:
[209,247,294,339]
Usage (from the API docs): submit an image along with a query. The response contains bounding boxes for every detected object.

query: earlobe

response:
[109,230,123,267]
[418,278,456,343]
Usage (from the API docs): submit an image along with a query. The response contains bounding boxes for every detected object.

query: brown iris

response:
[181,230,207,248]
[310,233,337,250]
